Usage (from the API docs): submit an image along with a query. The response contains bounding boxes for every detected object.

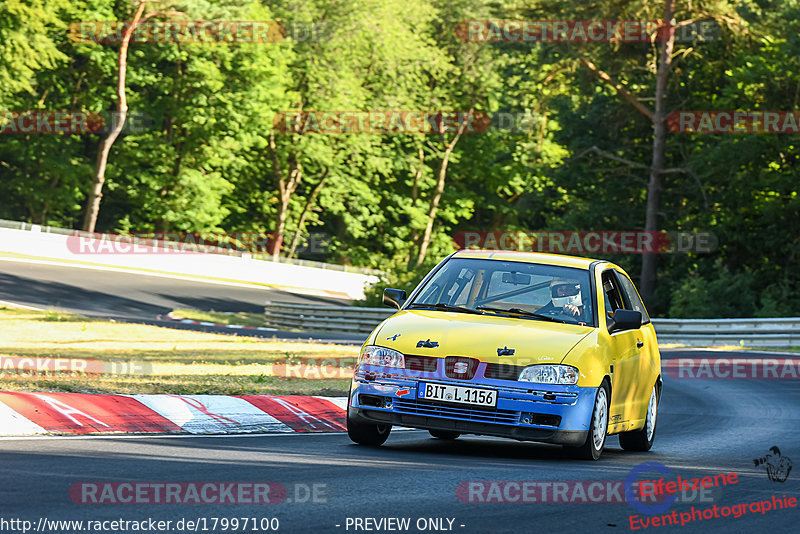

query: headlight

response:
[360,345,405,369]
[518,364,578,385]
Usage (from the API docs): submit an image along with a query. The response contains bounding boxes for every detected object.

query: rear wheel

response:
[570,380,610,460]
[619,384,658,452]
[429,430,460,440]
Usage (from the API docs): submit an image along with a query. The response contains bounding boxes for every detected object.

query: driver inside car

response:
[537,278,587,321]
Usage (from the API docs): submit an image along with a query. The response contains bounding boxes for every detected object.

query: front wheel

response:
[619,384,658,452]
[570,380,610,460]
[347,416,391,446]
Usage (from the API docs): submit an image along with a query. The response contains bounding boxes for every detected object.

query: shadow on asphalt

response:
[32,432,639,467]
[0,271,170,318]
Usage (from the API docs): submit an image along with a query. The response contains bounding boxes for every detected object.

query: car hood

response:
[373,309,594,365]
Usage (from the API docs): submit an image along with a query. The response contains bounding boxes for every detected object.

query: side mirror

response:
[608,309,642,333]
[383,288,407,310]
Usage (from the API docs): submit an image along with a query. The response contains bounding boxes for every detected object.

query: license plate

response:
[419,383,497,407]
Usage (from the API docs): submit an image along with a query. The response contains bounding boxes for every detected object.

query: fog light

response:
[531,413,562,427]
[358,394,385,408]
[521,413,532,424]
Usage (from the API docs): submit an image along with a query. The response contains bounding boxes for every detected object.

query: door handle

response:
[636,341,644,349]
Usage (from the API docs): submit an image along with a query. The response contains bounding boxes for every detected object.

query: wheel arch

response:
[655,374,663,403]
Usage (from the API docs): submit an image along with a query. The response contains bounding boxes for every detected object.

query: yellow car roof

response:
[452,249,600,269]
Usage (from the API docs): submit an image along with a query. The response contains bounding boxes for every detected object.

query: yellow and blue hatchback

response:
[347,250,661,460]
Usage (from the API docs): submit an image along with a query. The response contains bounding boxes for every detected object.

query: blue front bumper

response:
[348,364,597,446]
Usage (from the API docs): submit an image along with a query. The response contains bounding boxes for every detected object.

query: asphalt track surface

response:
[0,259,364,343]
[1,349,798,534]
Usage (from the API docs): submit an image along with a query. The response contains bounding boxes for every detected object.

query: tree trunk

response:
[267,130,302,260]
[287,169,328,258]
[416,150,449,266]
[416,110,472,265]
[271,163,301,260]
[82,1,148,232]
[272,199,288,259]
[406,147,425,265]
[640,0,675,302]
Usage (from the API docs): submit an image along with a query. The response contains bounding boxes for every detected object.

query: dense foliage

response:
[0,0,798,317]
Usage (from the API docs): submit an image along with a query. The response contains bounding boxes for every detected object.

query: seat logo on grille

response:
[453,362,469,374]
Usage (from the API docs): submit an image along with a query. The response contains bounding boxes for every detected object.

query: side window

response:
[616,272,651,324]
[603,292,613,316]
[601,271,626,317]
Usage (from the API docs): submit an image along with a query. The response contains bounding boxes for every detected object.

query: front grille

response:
[393,398,519,424]
[444,356,480,379]
[404,355,439,372]
[484,363,523,380]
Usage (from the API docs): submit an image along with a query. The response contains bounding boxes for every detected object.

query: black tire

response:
[346,385,391,446]
[429,430,460,440]
[347,416,391,446]
[570,380,610,460]
[619,384,658,452]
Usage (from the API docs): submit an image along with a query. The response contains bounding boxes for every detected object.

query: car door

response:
[599,269,643,430]
[615,270,659,418]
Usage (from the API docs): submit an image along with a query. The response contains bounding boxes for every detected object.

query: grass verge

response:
[0,307,356,395]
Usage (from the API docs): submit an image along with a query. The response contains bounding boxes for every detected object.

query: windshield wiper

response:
[408,303,485,315]
[476,306,566,323]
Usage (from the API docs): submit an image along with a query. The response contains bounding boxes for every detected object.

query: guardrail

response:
[0,222,380,299]
[652,318,800,347]
[265,302,393,334]
[0,219,75,236]
[264,302,800,347]
[0,218,383,275]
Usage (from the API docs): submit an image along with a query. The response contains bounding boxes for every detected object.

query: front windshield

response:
[409,258,595,327]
